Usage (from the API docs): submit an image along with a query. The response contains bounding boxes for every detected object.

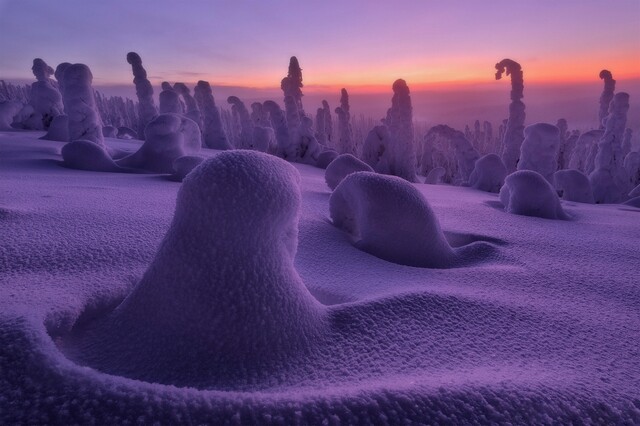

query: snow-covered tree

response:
[194,81,230,150]
[518,123,560,183]
[61,63,103,145]
[589,92,630,203]
[335,89,355,155]
[174,83,201,128]
[127,52,157,137]
[495,59,525,173]
[227,96,253,149]
[598,70,615,129]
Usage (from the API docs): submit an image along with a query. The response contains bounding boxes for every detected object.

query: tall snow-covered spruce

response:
[126,52,157,137]
[598,70,616,129]
[335,88,355,155]
[495,59,526,173]
[194,81,230,150]
[589,92,631,203]
[61,63,104,145]
[384,79,418,182]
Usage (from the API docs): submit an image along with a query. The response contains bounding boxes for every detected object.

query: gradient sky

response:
[1,0,639,131]
[1,0,639,88]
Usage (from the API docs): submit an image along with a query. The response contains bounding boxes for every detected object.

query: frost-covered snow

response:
[468,153,507,193]
[1,132,639,424]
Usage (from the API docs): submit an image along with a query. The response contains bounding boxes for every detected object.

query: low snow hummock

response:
[1,131,639,424]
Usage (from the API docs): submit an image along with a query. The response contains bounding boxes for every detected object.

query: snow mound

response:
[330,172,497,267]
[62,63,103,146]
[500,170,568,219]
[116,113,201,173]
[468,154,507,193]
[102,125,117,138]
[553,169,594,203]
[61,150,325,386]
[325,154,373,190]
[61,140,126,173]
[315,149,338,169]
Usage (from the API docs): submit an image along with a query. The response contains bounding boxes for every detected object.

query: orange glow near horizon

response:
[131,52,640,95]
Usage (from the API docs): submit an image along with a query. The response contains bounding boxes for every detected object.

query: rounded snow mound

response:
[61,140,125,172]
[553,169,594,203]
[500,170,568,219]
[316,149,339,169]
[170,155,204,181]
[117,113,201,173]
[325,154,373,190]
[61,150,325,387]
[330,171,497,268]
[468,154,507,193]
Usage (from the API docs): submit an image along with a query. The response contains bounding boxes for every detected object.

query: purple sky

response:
[1,0,639,132]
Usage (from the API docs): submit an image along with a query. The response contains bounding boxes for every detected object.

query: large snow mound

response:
[330,171,497,267]
[500,170,568,219]
[60,150,326,387]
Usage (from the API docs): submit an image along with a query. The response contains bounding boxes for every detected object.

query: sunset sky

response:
[1,0,639,129]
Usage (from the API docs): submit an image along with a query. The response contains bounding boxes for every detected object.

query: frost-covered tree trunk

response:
[193,81,230,150]
[335,89,355,155]
[495,59,525,173]
[127,52,157,138]
[227,96,253,149]
[598,70,615,129]
[517,123,560,183]
[173,83,201,129]
[589,92,630,203]
[62,63,104,145]
[384,79,418,182]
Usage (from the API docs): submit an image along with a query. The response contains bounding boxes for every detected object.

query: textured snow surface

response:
[1,132,639,424]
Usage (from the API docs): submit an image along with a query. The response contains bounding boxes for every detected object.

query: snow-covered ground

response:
[1,131,639,424]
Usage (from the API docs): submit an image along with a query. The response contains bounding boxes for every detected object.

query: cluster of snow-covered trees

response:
[1,54,638,205]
